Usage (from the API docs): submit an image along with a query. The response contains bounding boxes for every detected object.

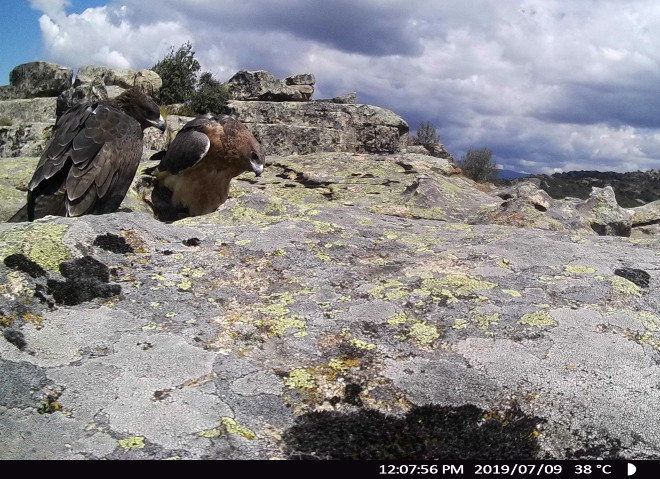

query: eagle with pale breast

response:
[148,114,266,221]
[8,88,166,222]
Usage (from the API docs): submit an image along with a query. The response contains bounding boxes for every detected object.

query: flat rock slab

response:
[2,199,660,459]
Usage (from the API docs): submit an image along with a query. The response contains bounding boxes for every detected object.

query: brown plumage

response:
[148,114,266,221]
[8,88,166,222]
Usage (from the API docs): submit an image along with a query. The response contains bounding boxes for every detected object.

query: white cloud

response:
[30,0,660,173]
[28,0,70,19]
[36,4,191,73]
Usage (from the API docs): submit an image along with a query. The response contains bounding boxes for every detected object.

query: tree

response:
[458,148,499,183]
[190,71,230,115]
[152,41,201,105]
[413,121,439,145]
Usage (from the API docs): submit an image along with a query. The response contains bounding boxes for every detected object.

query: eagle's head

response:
[115,88,167,133]
[240,134,266,177]
[217,115,266,177]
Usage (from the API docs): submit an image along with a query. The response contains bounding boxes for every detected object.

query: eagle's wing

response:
[26,102,142,219]
[157,116,214,174]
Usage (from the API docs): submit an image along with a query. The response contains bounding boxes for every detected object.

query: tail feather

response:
[6,204,29,223]
[6,193,67,223]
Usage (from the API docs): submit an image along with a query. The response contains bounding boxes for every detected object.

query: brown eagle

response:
[8,88,166,222]
[148,114,266,221]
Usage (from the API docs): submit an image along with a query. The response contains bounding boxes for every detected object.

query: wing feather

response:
[26,100,142,217]
[157,115,216,174]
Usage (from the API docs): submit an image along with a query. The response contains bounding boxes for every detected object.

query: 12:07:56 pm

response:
[379,465,449,475]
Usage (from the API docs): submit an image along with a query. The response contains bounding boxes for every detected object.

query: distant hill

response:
[496,169,530,180]
[497,169,660,208]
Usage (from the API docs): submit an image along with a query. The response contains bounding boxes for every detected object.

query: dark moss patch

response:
[566,436,624,460]
[183,238,201,247]
[3,253,47,278]
[59,256,110,282]
[3,329,26,350]
[47,256,121,306]
[284,404,542,460]
[93,233,134,254]
[614,268,650,289]
[343,383,363,406]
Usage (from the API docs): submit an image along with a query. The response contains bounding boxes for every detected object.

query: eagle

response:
[8,88,166,222]
[147,114,266,221]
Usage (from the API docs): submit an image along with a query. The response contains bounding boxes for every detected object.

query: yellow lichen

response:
[638,312,660,332]
[565,265,596,274]
[452,319,469,329]
[118,436,145,449]
[349,338,377,350]
[369,279,408,300]
[284,369,316,389]
[267,315,308,337]
[420,274,497,298]
[408,322,440,345]
[519,311,557,327]
[387,312,416,325]
[221,417,256,440]
[0,223,70,273]
[502,289,522,297]
[472,312,500,330]
[607,276,641,297]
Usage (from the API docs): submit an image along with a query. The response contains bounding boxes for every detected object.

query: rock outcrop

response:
[0,97,57,123]
[500,169,660,207]
[484,182,648,237]
[227,100,409,155]
[0,62,73,100]
[57,65,162,116]
[2,149,660,459]
[221,70,409,155]
[0,123,53,158]
[226,70,315,101]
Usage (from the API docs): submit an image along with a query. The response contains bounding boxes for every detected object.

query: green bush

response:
[152,43,229,116]
[190,72,230,115]
[0,116,12,126]
[413,121,439,145]
[152,41,201,105]
[458,148,499,183]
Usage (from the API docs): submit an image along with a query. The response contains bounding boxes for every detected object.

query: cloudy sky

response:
[2,0,660,174]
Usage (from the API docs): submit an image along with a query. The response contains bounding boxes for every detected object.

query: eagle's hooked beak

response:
[250,151,264,177]
[149,115,167,133]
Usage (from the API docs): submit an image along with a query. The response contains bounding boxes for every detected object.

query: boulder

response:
[631,199,660,227]
[0,62,72,100]
[56,81,109,117]
[226,70,315,101]
[57,66,162,116]
[74,65,162,95]
[481,182,635,236]
[576,186,634,237]
[226,100,409,154]
[143,114,193,152]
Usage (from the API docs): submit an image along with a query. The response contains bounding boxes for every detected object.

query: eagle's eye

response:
[251,151,261,162]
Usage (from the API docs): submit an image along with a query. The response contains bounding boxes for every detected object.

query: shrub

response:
[458,148,499,183]
[152,41,201,105]
[0,116,12,126]
[413,121,439,145]
[190,72,230,115]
